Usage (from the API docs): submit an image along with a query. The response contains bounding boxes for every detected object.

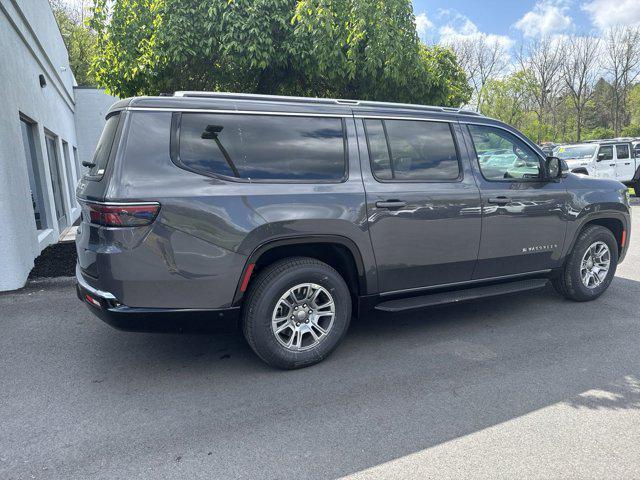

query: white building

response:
[0,0,116,291]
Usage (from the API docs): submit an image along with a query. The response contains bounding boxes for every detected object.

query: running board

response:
[375,279,549,312]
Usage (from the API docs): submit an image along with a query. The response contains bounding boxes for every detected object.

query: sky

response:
[412,0,640,48]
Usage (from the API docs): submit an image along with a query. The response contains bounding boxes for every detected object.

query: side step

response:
[375,279,549,312]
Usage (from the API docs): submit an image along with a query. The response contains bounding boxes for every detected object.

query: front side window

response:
[364,119,460,181]
[598,145,613,161]
[178,114,346,182]
[468,124,542,181]
[616,144,629,159]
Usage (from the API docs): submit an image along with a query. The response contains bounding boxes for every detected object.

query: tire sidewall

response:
[566,227,618,300]
[245,263,351,368]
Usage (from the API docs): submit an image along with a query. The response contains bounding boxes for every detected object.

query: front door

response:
[594,144,615,179]
[463,123,569,279]
[356,115,482,294]
[614,144,634,182]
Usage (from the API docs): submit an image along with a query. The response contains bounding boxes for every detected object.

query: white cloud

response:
[438,11,514,50]
[582,0,640,29]
[415,12,434,41]
[515,1,573,37]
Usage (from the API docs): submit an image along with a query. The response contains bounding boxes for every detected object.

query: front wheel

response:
[552,225,618,301]
[242,257,352,369]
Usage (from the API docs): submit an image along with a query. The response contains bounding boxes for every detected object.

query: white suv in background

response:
[553,141,640,195]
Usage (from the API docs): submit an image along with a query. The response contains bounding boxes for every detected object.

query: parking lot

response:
[1,206,639,479]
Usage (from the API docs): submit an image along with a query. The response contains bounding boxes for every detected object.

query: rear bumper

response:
[76,264,240,333]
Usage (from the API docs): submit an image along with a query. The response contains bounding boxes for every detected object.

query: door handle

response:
[625,162,631,165]
[487,196,511,205]
[376,200,407,209]
[609,163,615,166]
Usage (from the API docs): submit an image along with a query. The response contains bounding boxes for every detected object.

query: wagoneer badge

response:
[522,244,558,253]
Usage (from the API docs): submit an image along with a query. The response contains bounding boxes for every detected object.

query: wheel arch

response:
[566,213,628,260]
[232,235,367,306]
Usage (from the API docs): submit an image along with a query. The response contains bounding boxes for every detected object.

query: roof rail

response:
[173,91,482,116]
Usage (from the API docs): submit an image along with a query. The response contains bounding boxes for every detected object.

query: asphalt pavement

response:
[1,206,639,479]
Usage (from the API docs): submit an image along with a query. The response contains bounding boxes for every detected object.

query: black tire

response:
[552,225,618,301]
[242,257,352,369]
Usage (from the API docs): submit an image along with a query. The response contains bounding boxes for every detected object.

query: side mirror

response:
[597,153,605,161]
[546,156,567,178]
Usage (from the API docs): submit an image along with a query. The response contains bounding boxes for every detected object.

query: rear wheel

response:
[552,225,618,301]
[242,257,351,369]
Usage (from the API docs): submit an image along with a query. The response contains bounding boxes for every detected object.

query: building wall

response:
[74,87,119,169]
[0,0,81,290]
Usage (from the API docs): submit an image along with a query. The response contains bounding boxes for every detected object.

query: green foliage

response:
[51,1,97,86]
[629,84,640,127]
[621,124,640,137]
[583,126,615,141]
[89,0,471,106]
[480,70,537,133]
[418,44,472,107]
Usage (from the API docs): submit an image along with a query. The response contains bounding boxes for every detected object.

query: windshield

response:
[553,144,596,160]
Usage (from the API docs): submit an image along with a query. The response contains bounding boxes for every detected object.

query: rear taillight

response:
[84,202,160,227]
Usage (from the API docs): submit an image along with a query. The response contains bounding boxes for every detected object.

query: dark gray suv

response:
[76,91,632,369]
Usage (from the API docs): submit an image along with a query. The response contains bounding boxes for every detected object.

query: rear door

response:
[355,112,482,294]
[614,143,634,181]
[594,144,615,179]
[462,123,569,278]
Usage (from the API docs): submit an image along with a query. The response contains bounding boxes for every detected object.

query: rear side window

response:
[87,113,120,178]
[364,119,460,181]
[616,144,629,159]
[177,113,346,182]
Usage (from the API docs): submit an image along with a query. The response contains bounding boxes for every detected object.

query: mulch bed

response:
[28,242,77,279]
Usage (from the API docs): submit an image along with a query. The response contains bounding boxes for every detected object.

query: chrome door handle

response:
[376,200,407,209]
[487,196,511,205]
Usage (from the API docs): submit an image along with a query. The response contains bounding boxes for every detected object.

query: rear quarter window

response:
[86,113,120,179]
[175,113,347,182]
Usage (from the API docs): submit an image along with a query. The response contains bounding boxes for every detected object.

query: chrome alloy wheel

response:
[580,241,611,289]
[271,283,336,351]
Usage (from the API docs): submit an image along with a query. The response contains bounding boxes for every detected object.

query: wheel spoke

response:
[274,322,291,334]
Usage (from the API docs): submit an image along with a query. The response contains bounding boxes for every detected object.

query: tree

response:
[518,36,563,143]
[89,0,471,106]
[447,35,509,111]
[481,70,537,136]
[603,26,640,135]
[50,0,96,86]
[419,44,472,107]
[562,35,601,141]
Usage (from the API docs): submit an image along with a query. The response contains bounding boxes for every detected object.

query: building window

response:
[20,118,48,231]
[44,133,68,228]
[72,146,80,176]
[62,141,76,208]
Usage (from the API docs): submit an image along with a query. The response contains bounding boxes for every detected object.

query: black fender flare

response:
[563,211,630,261]
[232,235,368,305]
